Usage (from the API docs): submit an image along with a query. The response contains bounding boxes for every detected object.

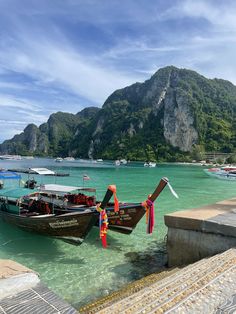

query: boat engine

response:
[25,179,37,189]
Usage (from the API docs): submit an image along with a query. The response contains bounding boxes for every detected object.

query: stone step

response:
[80,249,236,313]
[79,268,179,314]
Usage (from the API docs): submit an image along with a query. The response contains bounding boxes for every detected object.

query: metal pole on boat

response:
[28,168,30,188]
[51,195,54,214]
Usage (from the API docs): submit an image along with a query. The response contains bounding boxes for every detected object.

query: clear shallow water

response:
[0,158,236,308]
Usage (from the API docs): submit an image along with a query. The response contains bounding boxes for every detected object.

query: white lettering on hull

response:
[49,218,79,229]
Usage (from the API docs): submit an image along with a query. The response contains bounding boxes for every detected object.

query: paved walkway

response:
[0,282,77,314]
[0,260,77,314]
[80,249,236,313]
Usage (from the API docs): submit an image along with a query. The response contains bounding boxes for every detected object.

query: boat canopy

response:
[0,171,21,180]
[39,184,96,194]
[30,168,55,175]
[0,187,36,199]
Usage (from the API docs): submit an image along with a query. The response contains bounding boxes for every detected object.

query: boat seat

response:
[31,214,55,218]
[26,212,40,217]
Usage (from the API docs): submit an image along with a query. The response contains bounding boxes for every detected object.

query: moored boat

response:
[0,174,170,245]
[120,159,127,165]
[114,160,121,166]
[37,183,156,235]
[55,157,63,162]
[204,166,236,180]
[64,157,75,161]
[0,155,22,160]
[144,162,157,167]
[8,167,70,177]
[0,201,97,245]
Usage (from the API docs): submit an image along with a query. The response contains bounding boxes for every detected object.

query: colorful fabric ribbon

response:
[142,198,155,234]
[96,204,109,248]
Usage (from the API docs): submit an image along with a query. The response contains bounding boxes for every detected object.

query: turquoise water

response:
[0,158,236,308]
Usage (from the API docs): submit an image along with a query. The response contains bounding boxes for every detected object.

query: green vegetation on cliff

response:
[1,66,236,161]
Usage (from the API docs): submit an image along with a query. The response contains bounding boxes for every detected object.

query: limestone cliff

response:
[1,66,236,161]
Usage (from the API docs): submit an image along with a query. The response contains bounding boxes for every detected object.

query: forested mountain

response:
[1,66,236,161]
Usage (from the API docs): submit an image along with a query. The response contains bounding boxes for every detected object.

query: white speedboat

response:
[0,155,22,160]
[64,157,75,161]
[115,160,121,166]
[144,162,156,167]
[149,162,156,167]
[55,157,63,162]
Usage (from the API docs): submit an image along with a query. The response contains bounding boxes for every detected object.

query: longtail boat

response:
[0,186,109,245]
[100,177,169,235]
[0,171,112,245]
[0,172,170,245]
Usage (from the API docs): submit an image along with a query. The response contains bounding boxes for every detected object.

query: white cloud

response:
[0,94,49,136]
[1,0,236,143]
[0,33,140,105]
[0,125,23,143]
[180,0,236,29]
[0,95,39,110]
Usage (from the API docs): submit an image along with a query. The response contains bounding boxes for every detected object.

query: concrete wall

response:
[167,227,236,267]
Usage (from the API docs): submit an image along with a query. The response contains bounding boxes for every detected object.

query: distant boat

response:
[120,159,127,165]
[0,155,22,160]
[149,162,156,167]
[55,157,63,162]
[144,162,157,167]
[114,160,121,166]
[204,166,236,180]
[96,159,103,162]
[64,157,75,161]
[8,167,69,177]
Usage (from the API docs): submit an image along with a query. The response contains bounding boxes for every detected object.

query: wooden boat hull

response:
[103,203,146,234]
[0,208,97,245]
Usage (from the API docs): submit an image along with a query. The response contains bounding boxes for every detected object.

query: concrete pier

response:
[164,197,236,266]
[0,260,77,314]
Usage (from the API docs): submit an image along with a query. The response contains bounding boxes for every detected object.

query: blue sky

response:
[0,0,236,143]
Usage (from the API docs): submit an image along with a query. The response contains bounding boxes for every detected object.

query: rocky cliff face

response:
[163,88,198,151]
[162,72,198,151]
[1,66,236,161]
[0,108,99,156]
[88,66,199,158]
[87,66,236,160]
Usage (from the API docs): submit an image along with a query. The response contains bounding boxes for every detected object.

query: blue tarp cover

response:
[0,171,21,180]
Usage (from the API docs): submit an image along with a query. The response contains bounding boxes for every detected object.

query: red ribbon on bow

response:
[108,185,119,212]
